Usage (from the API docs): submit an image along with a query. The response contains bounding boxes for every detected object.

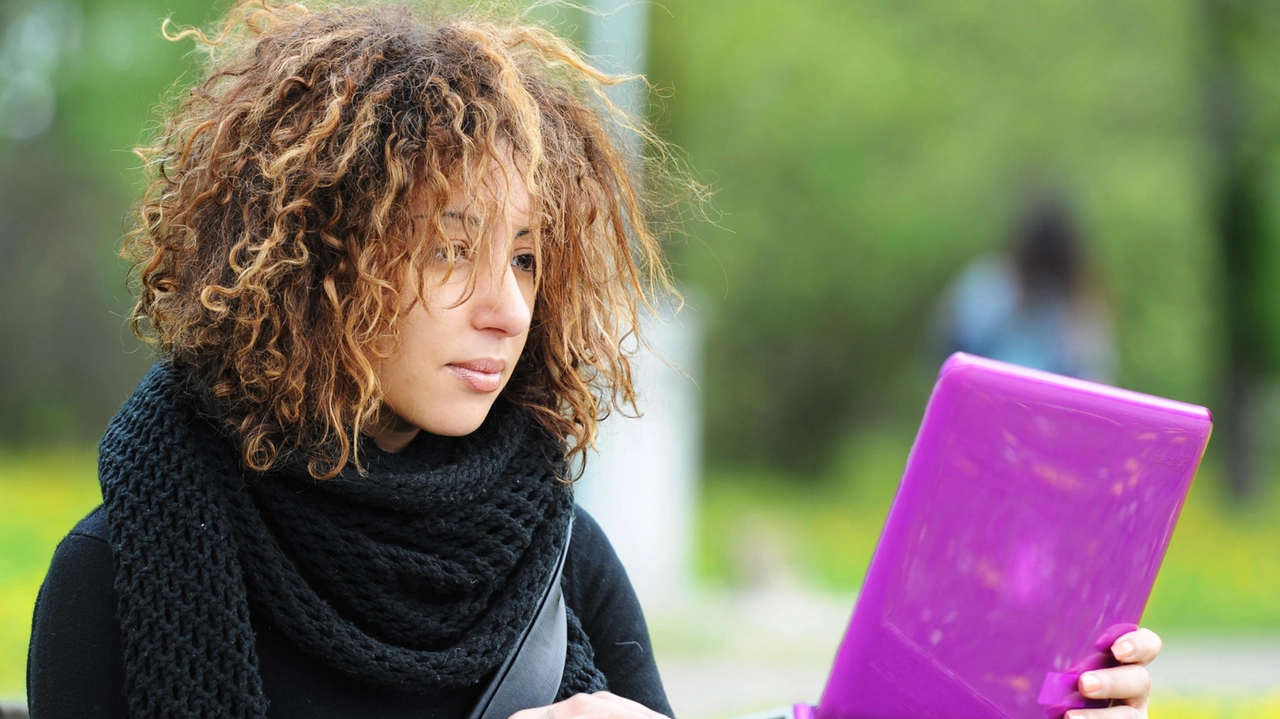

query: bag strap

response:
[467,515,573,719]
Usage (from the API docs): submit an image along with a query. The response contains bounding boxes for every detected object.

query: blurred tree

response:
[8,0,1280,505]
[0,0,589,449]
[0,0,207,446]
[1202,0,1280,503]
[650,0,1218,480]
[0,135,144,442]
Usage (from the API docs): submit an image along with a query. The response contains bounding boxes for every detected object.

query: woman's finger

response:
[588,691,669,718]
[1079,663,1151,702]
[1110,627,1161,665]
[1064,706,1145,719]
[507,692,668,719]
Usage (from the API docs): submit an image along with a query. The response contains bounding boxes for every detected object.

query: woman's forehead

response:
[437,195,536,229]
[439,164,537,226]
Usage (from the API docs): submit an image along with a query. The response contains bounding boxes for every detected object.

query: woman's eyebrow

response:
[410,211,476,224]
[416,211,532,237]
[442,210,480,227]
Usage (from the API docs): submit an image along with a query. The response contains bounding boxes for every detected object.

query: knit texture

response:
[98,361,606,719]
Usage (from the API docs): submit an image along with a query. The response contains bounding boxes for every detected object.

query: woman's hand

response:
[508,631,1162,719]
[1067,627,1161,718]
[509,692,669,719]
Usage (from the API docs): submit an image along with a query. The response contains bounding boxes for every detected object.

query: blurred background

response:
[3,0,1280,716]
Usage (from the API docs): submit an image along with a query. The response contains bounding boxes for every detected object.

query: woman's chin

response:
[418,399,499,437]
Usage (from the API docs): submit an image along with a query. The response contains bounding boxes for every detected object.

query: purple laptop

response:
[747,353,1211,719]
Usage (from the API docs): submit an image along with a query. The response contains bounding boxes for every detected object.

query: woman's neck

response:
[366,406,421,453]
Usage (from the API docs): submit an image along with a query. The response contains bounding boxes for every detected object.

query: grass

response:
[698,430,1280,633]
[694,431,1280,717]
[1151,695,1280,718]
[0,448,102,699]
[3,441,1280,718]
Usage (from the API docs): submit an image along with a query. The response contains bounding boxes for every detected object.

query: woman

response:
[29,3,673,717]
[26,2,1161,718]
[937,191,1116,384]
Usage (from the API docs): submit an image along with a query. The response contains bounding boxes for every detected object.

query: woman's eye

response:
[512,252,536,273]
[435,242,470,261]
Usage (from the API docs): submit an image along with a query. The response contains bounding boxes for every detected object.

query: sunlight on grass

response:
[0,448,102,699]
[1144,475,1280,632]
[3,441,1278,714]
[699,430,1280,633]
[1155,692,1280,718]
[695,427,1280,716]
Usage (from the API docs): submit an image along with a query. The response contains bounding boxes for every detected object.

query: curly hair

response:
[124,0,695,479]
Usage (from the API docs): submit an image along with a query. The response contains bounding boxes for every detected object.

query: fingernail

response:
[1114,640,1134,660]
[1080,673,1101,695]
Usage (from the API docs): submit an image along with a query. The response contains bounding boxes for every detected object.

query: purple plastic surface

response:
[816,354,1211,719]
[792,704,817,719]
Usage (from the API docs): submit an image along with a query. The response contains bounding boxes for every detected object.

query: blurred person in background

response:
[935,191,1116,383]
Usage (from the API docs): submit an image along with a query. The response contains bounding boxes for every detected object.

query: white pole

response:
[576,306,701,612]
[583,0,649,120]
[576,0,700,612]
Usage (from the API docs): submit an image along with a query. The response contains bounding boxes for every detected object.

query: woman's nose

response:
[471,257,532,336]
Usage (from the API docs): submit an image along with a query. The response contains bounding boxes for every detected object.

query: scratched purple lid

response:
[816,353,1211,719]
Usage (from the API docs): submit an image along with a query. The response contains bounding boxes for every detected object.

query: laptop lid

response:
[816,353,1211,719]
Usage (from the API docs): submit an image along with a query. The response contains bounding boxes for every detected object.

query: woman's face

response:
[368,156,537,452]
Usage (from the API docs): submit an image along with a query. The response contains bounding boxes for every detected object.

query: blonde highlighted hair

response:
[125,0,697,479]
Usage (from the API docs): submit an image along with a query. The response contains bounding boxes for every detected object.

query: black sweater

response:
[27,504,672,719]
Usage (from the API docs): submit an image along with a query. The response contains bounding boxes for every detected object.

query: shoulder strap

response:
[467,515,573,719]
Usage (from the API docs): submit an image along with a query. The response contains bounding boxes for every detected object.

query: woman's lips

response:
[446,360,504,393]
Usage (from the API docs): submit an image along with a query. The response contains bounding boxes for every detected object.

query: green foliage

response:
[5,0,1280,483]
[648,0,1244,474]
[2,0,1279,711]
[0,0,215,444]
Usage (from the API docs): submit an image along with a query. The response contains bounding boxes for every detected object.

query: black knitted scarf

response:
[97,361,606,718]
